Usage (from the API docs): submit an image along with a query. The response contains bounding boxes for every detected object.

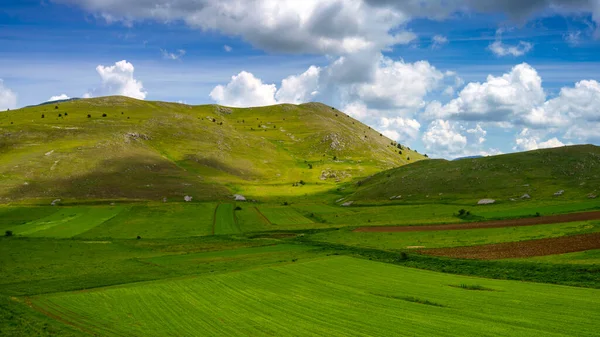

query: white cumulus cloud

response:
[422,120,468,158]
[0,80,17,110]
[514,128,565,151]
[48,94,70,101]
[87,60,147,100]
[209,71,277,107]
[276,66,321,104]
[424,63,546,125]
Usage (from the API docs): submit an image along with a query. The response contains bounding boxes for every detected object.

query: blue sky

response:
[1,0,600,158]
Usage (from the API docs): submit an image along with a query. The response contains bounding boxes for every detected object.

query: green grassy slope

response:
[30,257,600,336]
[349,144,600,203]
[0,96,424,203]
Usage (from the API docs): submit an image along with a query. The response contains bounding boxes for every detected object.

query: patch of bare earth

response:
[420,232,600,260]
[353,211,600,233]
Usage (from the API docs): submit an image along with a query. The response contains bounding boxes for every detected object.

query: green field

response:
[514,249,600,265]
[308,221,600,251]
[75,203,216,239]
[12,206,124,238]
[214,203,240,235]
[29,257,600,336]
[258,206,314,226]
[235,206,273,232]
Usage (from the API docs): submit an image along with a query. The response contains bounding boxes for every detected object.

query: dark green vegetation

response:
[350,144,600,204]
[2,97,600,336]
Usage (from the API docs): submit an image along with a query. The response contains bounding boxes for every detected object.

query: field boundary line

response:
[354,210,600,233]
[421,232,600,259]
[212,203,221,235]
[254,207,273,225]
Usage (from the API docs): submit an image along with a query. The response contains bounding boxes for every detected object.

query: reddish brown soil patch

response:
[353,211,600,233]
[420,232,600,259]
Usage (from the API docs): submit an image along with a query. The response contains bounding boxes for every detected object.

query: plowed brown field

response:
[353,210,600,233]
[420,232,600,259]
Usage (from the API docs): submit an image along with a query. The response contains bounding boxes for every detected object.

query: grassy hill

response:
[0,96,424,203]
[349,145,600,204]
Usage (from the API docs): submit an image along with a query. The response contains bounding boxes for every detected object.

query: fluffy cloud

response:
[425,63,546,124]
[348,58,445,111]
[422,120,501,158]
[0,80,17,110]
[209,71,277,107]
[422,120,468,157]
[275,66,321,104]
[160,49,186,60]
[223,45,232,52]
[379,117,421,142]
[514,128,565,151]
[61,0,413,55]
[48,94,70,101]
[87,60,147,100]
[61,1,600,51]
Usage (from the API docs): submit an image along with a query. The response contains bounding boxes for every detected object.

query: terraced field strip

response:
[77,203,216,239]
[214,203,240,235]
[354,210,600,233]
[234,207,272,232]
[11,207,125,238]
[29,207,125,238]
[258,206,314,226]
[421,232,600,260]
[31,257,600,336]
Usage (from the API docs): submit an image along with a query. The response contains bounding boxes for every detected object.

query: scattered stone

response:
[322,133,345,151]
[215,106,232,114]
[523,184,530,187]
[50,199,61,206]
[162,197,167,203]
[521,193,531,199]
[341,201,354,207]
[125,132,151,142]
[110,202,115,206]
[588,194,598,199]
[554,190,564,196]
[45,150,54,156]
[184,195,193,202]
[477,199,496,205]
[234,194,247,201]
[336,198,345,203]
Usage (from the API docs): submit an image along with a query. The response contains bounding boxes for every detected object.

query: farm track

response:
[353,210,600,233]
[254,207,272,225]
[420,232,600,259]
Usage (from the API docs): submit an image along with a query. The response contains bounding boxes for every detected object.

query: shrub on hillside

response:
[102,113,107,117]
[234,206,242,211]
[87,114,91,118]
[41,114,44,118]
[5,230,13,237]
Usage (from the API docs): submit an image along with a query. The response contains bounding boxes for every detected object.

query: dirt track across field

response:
[419,232,600,259]
[353,210,600,233]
